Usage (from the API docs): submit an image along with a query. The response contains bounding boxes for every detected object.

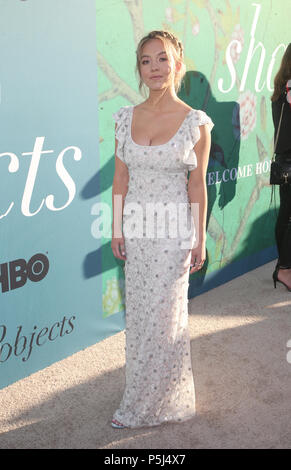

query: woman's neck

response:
[144,86,180,111]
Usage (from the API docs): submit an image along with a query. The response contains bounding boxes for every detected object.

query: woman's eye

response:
[141,57,167,65]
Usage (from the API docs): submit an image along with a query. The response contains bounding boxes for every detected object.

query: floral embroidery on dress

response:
[112,105,214,428]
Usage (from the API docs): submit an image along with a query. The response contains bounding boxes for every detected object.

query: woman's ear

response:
[175,60,182,73]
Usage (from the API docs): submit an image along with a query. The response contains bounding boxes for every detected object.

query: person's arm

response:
[111,124,129,260]
[187,124,211,273]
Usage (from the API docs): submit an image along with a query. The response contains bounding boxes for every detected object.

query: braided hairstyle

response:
[135,30,186,95]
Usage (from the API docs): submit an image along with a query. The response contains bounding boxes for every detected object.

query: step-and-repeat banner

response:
[0,0,289,389]
[0,0,124,389]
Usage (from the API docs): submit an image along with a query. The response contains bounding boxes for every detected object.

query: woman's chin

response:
[147,82,169,91]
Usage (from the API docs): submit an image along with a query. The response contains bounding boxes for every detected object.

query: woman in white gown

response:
[111,30,213,429]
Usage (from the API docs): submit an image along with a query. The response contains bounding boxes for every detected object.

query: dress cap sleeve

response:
[183,109,214,171]
[112,106,131,163]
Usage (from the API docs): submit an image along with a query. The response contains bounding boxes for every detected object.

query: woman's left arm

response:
[188,124,211,274]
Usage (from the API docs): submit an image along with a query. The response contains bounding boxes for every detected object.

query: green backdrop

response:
[97,0,289,317]
[0,0,289,389]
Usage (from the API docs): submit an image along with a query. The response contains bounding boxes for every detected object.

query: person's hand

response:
[189,243,205,274]
[111,233,126,261]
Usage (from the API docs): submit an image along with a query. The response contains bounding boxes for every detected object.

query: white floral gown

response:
[112,105,214,428]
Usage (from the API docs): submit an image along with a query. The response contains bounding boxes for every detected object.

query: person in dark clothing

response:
[271,43,291,291]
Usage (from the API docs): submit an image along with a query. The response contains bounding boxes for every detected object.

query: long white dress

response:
[112,105,214,428]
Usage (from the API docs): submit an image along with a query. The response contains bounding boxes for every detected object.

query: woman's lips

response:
[150,75,163,79]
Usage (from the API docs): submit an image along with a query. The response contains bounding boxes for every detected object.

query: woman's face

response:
[139,38,177,91]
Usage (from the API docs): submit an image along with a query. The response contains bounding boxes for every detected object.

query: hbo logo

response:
[0,253,49,293]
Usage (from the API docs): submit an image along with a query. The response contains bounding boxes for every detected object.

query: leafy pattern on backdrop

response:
[96,0,281,312]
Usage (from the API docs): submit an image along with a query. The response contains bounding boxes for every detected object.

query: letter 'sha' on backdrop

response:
[0,0,289,389]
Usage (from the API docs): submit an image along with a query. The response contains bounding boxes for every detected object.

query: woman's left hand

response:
[189,243,206,274]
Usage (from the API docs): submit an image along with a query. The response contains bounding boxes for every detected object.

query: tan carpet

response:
[0,261,291,449]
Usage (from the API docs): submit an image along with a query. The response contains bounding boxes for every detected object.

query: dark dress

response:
[271,85,291,268]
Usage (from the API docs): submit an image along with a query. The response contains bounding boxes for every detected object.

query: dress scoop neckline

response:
[129,105,193,148]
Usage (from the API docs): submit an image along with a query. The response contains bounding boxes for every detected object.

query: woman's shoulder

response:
[112,105,133,124]
[187,107,214,130]
[113,105,133,116]
[272,87,288,104]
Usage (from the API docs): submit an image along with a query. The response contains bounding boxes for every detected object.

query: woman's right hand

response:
[111,233,127,261]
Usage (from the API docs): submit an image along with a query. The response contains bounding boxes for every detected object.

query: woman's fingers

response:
[112,240,126,260]
[190,255,205,273]
[119,243,126,260]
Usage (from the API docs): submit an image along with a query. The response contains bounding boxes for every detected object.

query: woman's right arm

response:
[111,123,129,260]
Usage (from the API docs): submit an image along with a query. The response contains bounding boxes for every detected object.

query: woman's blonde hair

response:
[135,30,186,95]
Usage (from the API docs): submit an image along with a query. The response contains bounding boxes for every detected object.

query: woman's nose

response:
[151,61,159,71]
